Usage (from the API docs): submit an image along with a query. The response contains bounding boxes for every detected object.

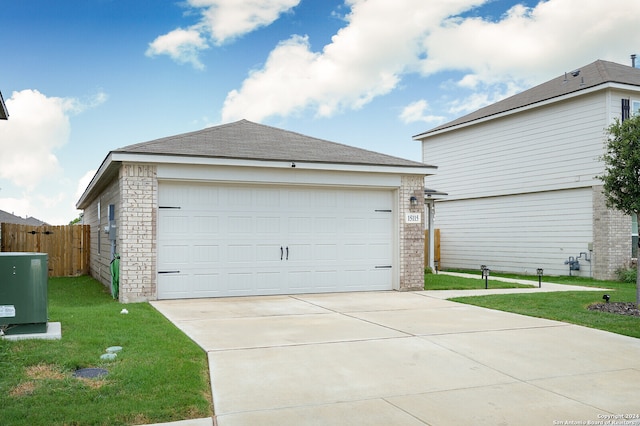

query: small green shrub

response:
[616,266,637,283]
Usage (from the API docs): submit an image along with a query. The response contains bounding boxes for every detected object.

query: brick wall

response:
[119,163,158,302]
[399,175,425,291]
[592,185,632,280]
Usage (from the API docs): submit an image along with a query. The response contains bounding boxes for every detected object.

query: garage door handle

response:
[281,246,283,260]
[286,246,289,260]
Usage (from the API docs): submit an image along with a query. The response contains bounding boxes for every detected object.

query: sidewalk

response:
[424,271,610,299]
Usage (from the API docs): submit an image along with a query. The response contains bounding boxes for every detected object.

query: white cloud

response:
[0,90,71,189]
[222,0,468,121]
[0,196,31,219]
[222,0,640,123]
[197,0,300,44]
[399,100,446,124]
[146,0,300,67]
[421,0,640,88]
[0,90,106,224]
[146,28,208,69]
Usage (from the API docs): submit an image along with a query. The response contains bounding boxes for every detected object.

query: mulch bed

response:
[588,302,640,317]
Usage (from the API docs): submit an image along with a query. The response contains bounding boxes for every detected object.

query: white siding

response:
[608,88,640,123]
[423,92,608,200]
[435,188,594,276]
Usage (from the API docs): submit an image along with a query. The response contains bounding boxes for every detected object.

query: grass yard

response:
[424,272,532,290]
[0,276,212,426]
[442,270,640,339]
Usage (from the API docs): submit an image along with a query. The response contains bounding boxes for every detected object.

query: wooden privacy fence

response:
[1,223,90,277]
[424,229,441,271]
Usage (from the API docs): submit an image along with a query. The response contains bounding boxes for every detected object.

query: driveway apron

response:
[151,290,640,426]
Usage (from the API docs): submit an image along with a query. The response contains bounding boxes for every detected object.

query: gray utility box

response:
[0,253,48,335]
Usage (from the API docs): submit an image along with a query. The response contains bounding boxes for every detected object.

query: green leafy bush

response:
[616,266,637,283]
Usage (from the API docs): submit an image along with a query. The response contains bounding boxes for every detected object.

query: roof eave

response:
[76,152,118,209]
[76,152,437,209]
[414,81,634,140]
[110,151,436,174]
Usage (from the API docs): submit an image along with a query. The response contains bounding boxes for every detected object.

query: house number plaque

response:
[405,213,421,224]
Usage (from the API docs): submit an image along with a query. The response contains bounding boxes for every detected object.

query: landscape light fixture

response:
[536,268,544,288]
[481,265,490,289]
[409,196,418,206]
[602,294,610,303]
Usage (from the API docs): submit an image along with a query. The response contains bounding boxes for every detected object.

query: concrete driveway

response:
[152,290,640,425]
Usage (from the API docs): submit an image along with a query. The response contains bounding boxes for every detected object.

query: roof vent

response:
[571,70,580,77]
[632,54,637,68]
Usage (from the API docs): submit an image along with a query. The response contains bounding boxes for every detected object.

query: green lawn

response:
[439,270,640,339]
[0,276,211,426]
[424,272,532,290]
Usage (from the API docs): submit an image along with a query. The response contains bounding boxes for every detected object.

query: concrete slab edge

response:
[2,322,61,341]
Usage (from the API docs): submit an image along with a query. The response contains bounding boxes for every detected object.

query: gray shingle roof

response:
[117,119,430,168]
[0,209,47,225]
[415,60,640,137]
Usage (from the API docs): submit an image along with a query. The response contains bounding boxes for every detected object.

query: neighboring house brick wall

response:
[399,175,425,291]
[592,186,632,280]
[119,163,158,302]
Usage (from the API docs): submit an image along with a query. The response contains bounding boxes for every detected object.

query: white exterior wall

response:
[423,91,608,199]
[421,89,635,278]
[436,188,593,276]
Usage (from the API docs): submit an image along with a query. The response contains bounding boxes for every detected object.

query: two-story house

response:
[414,59,640,279]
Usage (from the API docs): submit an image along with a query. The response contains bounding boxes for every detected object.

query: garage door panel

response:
[192,215,219,234]
[228,216,254,233]
[254,188,281,207]
[159,214,190,235]
[256,216,281,232]
[192,274,223,298]
[344,244,367,260]
[158,274,191,299]
[192,245,220,264]
[369,216,392,234]
[287,271,313,291]
[288,217,312,234]
[313,270,339,291]
[157,183,394,299]
[227,273,254,296]
[313,244,337,261]
[189,185,220,208]
[227,245,255,263]
[255,271,284,292]
[287,244,313,261]
[158,244,189,266]
[227,188,253,207]
[256,244,282,262]
[344,218,367,233]
[366,243,393,261]
[313,217,339,234]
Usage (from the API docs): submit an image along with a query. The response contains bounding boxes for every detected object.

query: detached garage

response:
[77,120,434,302]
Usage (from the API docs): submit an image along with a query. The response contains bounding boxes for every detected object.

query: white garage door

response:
[157,182,394,299]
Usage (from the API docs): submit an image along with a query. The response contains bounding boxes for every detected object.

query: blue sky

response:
[1,0,639,224]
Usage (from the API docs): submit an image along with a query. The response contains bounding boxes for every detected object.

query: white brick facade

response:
[118,164,158,302]
[399,175,425,291]
[592,186,632,280]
